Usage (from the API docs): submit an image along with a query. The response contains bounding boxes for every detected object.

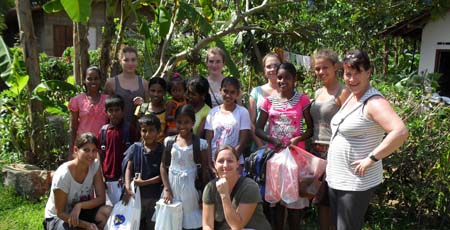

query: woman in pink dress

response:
[69,66,108,158]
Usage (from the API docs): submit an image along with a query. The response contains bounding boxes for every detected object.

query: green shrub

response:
[366,74,450,228]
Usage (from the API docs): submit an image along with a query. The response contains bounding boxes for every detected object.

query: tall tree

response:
[15,0,44,163]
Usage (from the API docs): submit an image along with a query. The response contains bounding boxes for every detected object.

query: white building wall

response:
[418,11,450,74]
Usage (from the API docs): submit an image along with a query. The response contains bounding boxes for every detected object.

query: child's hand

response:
[122,188,134,205]
[134,177,145,186]
[163,188,173,204]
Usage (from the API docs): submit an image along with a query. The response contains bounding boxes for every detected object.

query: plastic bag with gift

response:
[290,145,327,197]
[265,147,299,204]
[104,181,141,230]
[152,199,183,230]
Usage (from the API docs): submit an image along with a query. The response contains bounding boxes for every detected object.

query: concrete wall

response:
[418,11,450,74]
[36,2,106,56]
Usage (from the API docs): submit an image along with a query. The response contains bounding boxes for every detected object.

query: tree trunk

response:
[111,0,129,77]
[99,0,117,80]
[16,0,44,163]
[79,23,89,81]
[73,22,80,85]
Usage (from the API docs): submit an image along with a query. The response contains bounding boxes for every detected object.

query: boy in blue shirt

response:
[123,114,163,229]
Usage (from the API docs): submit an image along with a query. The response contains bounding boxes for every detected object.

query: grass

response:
[0,184,46,230]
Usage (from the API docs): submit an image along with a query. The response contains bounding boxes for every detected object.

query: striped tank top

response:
[326,87,385,191]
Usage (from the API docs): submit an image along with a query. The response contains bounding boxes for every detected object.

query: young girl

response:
[69,66,108,158]
[159,104,210,229]
[44,133,111,230]
[310,49,350,230]
[205,77,251,165]
[255,62,313,230]
[135,77,166,143]
[187,77,212,137]
[165,73,187,136]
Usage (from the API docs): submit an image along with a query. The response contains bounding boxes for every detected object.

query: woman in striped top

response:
[326,50,408,230]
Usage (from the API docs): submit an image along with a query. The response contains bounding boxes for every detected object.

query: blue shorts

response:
[43,206,100,230]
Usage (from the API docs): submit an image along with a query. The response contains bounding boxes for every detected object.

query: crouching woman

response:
[43,133,111,230]
[202,145,271,230]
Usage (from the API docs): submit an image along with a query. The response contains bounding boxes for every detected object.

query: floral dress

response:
[164,138,208,229]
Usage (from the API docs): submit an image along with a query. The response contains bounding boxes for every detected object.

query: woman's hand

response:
[163,188,173,204]
[216,178,230,197]
[68,203,81,227]
[133,96,144,106]
[351,157,374,176]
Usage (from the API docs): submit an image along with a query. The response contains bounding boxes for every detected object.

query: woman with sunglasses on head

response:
[326,49,408,230]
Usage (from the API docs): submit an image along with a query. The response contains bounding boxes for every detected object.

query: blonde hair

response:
[214,144,239,161]
[262,52,282,67]
[206,47,226,64]
[311,48,340,69]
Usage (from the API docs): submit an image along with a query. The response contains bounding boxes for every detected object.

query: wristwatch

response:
[369,155,379,162]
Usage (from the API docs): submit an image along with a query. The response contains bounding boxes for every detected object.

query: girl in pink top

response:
[255,62,313,230]
[69,66,108,158]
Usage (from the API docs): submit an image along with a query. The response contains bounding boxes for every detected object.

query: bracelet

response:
[369,155,379,162]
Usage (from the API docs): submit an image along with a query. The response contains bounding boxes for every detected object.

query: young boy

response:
[123,114,163,229]
[100,95,138,206]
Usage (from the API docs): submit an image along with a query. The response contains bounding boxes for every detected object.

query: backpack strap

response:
[230,177,245,200]
[121,121,131,148]
[330,94,381,142]
[133,142,143,174]
[164,135,177,168]
[192,134,201,166]
[100,124,110,159]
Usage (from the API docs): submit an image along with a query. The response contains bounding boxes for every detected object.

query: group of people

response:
[43,46,408,230]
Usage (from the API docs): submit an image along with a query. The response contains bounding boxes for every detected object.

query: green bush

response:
[365,74,450,228]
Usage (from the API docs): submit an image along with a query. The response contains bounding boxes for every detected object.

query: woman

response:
[104,46,149,123]
[68,66,108,158]
[43,133,111,230]
[205,47,226,107]
[202,145,271,230]
[326,49,408,230]
[309,49,350,230]
[248,52,282,149]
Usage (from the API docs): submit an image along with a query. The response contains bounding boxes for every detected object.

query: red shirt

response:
[98,121,138,180]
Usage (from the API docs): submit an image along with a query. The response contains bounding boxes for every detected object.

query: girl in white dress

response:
[160,104,210,229]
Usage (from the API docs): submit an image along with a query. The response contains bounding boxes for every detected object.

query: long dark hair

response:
[188,77,212,108]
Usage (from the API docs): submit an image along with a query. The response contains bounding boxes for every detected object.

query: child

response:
[159,104,210,229]
[187,77,212,137]
[165,73,187,136]
[99,95,138,206]
[204,77,251,166]
[255,62,313,230]
[135,77,167,143]
[123,114,164,230]
[68,66,108,158]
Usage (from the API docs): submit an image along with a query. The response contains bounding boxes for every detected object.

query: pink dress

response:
[260,91,310,149]
[261,91,311,209]
[68,93,108,137]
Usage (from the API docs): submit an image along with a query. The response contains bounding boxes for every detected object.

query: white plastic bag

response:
[152,199,183,230]
[265,147,299,204]
[105,181,141,230]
